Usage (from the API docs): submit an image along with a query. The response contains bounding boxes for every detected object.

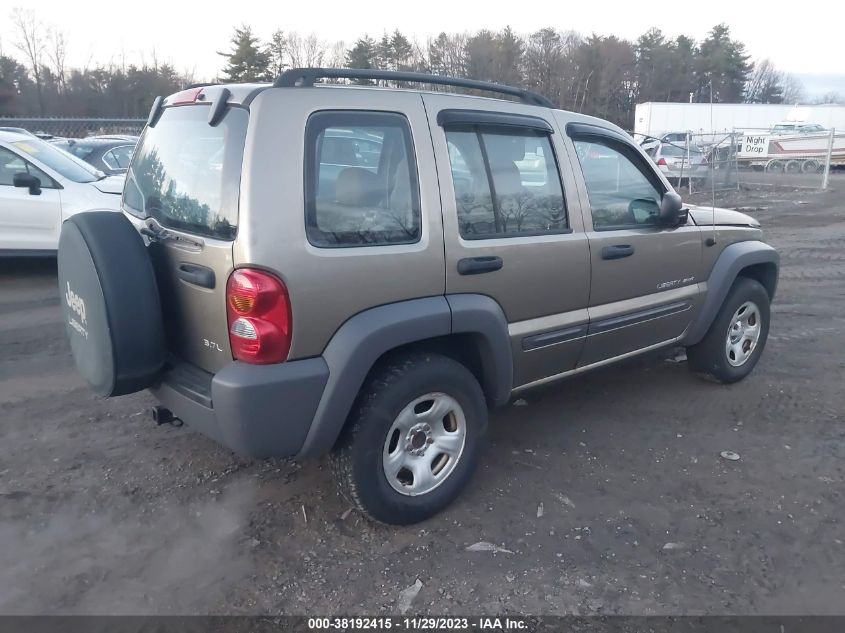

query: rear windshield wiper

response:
[140,218,204,250]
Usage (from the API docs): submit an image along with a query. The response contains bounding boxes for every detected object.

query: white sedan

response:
[0,129,124,255]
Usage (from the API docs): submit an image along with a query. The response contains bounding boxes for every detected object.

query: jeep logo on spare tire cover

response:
[57,212,166,397]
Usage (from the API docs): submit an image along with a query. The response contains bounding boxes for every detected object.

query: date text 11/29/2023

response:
[307,617,529,630]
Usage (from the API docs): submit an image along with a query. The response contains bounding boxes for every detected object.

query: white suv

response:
[0,130,124,255]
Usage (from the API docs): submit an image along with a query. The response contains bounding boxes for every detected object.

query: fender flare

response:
[684,240,779,346]
[446,294,513,408]
[297,294,513,456]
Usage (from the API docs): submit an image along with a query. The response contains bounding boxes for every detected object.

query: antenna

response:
[707,79,717,247]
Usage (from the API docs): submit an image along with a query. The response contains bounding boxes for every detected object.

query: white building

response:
[634,103,845,138]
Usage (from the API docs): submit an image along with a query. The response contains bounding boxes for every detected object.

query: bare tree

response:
[744,59,781,103]
[286,32,328,68]
[782,74,805,104]
[813,91,841,105]
[326,40,347,70]
[426,32,468,78]
[47,26,67,94]
[745,58,805,104]
[10,7,46,114]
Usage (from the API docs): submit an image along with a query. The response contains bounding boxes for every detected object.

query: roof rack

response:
[273,68,555,108]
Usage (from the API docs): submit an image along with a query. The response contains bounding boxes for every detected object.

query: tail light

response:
[657,157,668,166]
[226,269,291,364]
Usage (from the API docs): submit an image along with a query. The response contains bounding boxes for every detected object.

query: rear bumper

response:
[150,357,329,458]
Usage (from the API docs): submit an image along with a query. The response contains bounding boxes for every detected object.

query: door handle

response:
[601,244,635,260]
[176,262,215,289]
[457,256,503,275]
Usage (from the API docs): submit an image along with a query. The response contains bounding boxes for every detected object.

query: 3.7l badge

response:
[203,339,224,352]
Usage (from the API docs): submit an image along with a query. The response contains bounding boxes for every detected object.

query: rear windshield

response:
[661,144,702,156]
[124,105,247,240]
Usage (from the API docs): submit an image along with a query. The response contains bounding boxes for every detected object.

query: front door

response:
[565,126,703,366]
[0,146,62,252]
[424,95,591,388]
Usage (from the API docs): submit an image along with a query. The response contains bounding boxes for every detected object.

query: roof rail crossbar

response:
[273,68,555,108]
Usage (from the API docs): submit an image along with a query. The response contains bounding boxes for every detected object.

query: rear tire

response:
[687,277,770,384]
[330,352,487,525]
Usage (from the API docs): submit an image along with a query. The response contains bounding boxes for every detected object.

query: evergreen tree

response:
[635,28,671,102]
[496,27,524,88]
[345,36,379,84]
[217,26,270,82]
[267,30,287,77]
[667,35,697,102]
[0,55,31,115]
[388,30,414,71]
[695,24,752,102]
[465,30,498,81]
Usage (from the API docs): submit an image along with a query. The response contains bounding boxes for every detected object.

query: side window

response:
[116,146,134,168]
[102,150,120,171]
[444,126,567,239]
[103,145,133,170]
[573,138,664,230]
[0,147,53,188]
[305,111,420,247]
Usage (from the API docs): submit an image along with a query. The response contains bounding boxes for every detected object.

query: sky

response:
[1,0,843,96]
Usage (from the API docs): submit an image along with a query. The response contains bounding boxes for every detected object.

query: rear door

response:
[123,100,248,373]
[0,145,62,252]
[423,96,591,388]
[234,87,445,361]
[564,122,703,366]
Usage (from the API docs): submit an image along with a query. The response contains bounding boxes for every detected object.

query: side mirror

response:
[13,172,42,196]
[659,191,685,226]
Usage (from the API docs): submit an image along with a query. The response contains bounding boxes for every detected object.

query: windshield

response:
[124,105,247,241]
[11,138,101,183]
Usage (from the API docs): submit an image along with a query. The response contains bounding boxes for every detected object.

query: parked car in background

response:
[640,131,690,151]
[50,137,137,175]
[645,141,708,185]
[0,127,36,137]
[0,130,124,255]
[88,134,140,142]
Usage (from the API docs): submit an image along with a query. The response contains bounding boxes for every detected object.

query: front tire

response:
[330,352,487,525]
[687,277,771,384]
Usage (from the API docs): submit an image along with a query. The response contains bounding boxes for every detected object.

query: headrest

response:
[485,134,526,163]
[335,167,382,207]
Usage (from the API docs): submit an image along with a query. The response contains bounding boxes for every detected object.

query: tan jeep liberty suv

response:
[58,68,779,524]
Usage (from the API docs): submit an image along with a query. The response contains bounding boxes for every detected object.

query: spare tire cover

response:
[58,211,166,396]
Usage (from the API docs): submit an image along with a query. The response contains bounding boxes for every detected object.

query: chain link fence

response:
[0,117,146,139]
[634,128,841,193]
[3,117,842,192]
[732,127,840,191]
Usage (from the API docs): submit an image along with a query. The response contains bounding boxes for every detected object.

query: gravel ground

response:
[0,186,843,615]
